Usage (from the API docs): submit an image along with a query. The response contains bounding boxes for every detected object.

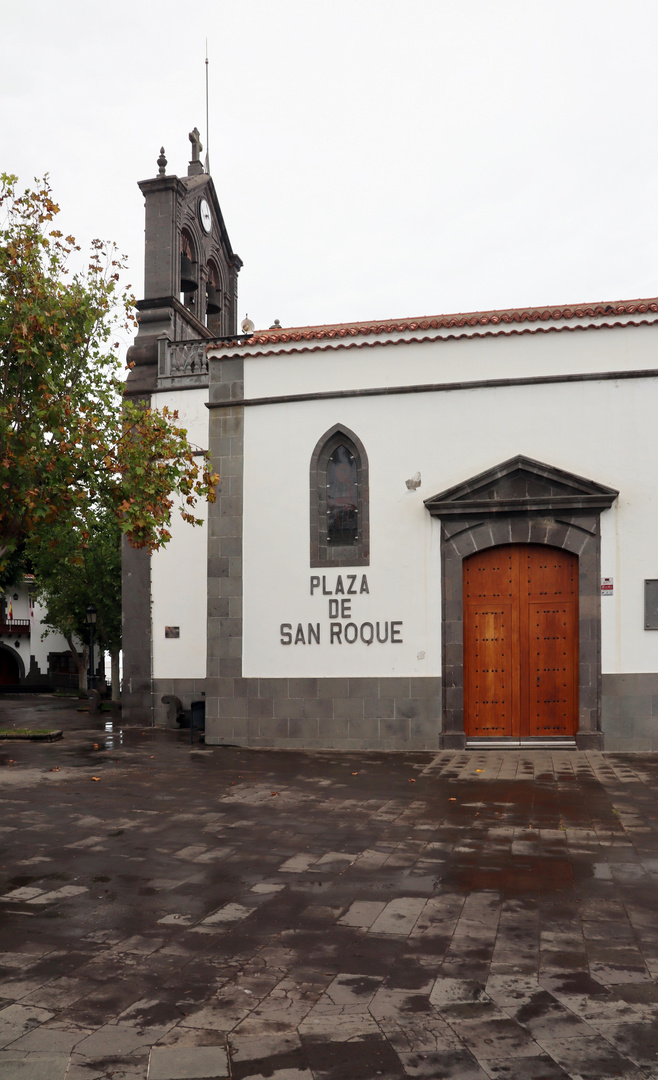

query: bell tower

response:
[125,131,242,396]
[122,131,242,726]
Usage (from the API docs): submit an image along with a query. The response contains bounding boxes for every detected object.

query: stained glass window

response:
[327,445,358,544]
[310,425,369,567]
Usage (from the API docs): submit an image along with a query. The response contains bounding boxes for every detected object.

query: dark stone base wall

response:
[205,676,442,750]
[152,678,208,728]
[199,670,658,751]
[602,674,658,750]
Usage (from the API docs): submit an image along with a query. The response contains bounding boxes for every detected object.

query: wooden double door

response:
[463,544,578,739]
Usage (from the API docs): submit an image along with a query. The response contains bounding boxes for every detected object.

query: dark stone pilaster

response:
[205,356,245,744]
[121,539,152,724]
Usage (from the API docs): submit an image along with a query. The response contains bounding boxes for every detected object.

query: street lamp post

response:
[86,604,97,691]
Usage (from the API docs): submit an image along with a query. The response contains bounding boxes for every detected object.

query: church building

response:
[123,136,658,752]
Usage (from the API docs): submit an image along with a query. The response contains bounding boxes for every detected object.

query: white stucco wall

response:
[243,320,656,400]
[240,324,658,678]
[30,594,73,673]
[151,388,209,681]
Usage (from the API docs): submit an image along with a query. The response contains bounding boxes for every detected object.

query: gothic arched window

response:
[310,425,369,567]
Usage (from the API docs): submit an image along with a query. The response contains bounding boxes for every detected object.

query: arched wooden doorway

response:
[463,544,578,739]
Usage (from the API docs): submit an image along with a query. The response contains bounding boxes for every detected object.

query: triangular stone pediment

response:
[424,455,618,517]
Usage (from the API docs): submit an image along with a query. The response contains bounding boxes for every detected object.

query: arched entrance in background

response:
[463,544,578,739]
[0,647,21,685]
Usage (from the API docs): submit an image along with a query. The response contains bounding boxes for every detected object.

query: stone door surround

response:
[424,456,618,749]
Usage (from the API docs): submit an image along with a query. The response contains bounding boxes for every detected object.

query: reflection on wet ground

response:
[0,694,657,1078]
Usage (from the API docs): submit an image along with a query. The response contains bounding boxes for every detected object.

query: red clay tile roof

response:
[209,297,658,353]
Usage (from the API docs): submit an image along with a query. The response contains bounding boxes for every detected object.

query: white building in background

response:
[122,137,658,751]
[0,577,75,688]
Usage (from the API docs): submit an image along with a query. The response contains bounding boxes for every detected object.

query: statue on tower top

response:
[188,128,204,176]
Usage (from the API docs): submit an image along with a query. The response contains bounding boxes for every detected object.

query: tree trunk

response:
[110,648,120,703]
[66,634,88,692]
[77,645,89,692]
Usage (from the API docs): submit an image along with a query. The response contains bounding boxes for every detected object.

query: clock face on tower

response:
[199,198,212,234]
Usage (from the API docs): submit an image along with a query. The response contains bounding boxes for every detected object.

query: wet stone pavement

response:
[0,698,657,1078]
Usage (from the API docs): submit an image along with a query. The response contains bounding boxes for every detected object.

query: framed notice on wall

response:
[645,581,658,630]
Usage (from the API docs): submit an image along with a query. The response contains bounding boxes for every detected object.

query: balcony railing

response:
[0,619,30,636]
[158,337,209,380]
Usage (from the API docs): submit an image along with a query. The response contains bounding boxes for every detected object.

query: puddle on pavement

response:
[98,719,123,751]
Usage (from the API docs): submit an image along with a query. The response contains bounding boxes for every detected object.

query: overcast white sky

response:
[3,1,658,336]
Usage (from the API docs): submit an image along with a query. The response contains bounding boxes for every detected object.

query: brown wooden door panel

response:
[522,546,578,601]
[464,547,515,603]
[523,602,578,737]
[465,605,514,737]
[463,544,578,739]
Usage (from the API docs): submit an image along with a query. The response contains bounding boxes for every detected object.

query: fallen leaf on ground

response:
[49,767,60,772]
[91,776,101,782]
[271,791,279,796]
[408,778,416,782]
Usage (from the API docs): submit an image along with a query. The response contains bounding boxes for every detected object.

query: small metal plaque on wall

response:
[165,626,180,639]
[601,577,614,597]
[645,581,658,630]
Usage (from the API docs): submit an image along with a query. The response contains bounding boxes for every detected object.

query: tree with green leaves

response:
[0,174,217,690]
[29,509,122,698]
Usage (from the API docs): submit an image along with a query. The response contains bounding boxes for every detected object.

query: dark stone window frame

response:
[310,424,370,567]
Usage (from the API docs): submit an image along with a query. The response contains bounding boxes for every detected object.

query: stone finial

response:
[157,147,167,176]
[269,319,282,330]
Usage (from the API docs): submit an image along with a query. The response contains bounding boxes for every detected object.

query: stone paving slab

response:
[0,696,657,1076]
[0,1054,70,1080]
[148,1045,229,1078]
